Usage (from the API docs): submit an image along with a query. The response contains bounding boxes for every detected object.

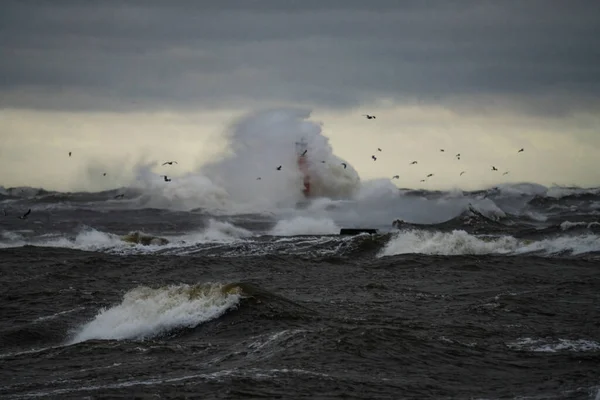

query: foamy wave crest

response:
[380,230,519,256]
[0,230,26,248]
[507,337,600,352]
[560,221,600,231]
[379,230,600,257]
[517,234,600,255]
[69,283,241,343]
[1,221,255,254]
[176,219,254,242]
[493,183,548,197]
[546,186,600,199]
[44,228,126,251]
[269,216,340,236]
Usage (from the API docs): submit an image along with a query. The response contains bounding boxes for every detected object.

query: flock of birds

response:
[362,114,525,184]
[253,114,525,184]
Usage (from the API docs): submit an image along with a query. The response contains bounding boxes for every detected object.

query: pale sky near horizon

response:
[1,1,599,192]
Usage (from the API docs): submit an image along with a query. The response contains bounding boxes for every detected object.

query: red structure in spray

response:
[295,138,311,197]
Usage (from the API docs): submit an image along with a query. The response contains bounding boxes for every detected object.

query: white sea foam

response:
[269,216,340,236]
[169,220,255,243]
[379,229,600,257]
[507,337,600,352]
[560,221,600,230]
[0,218,255,253]
[546,186,600,199]
[69,283,241,343]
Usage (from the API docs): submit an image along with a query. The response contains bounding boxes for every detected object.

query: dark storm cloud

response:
[1,0,599,113]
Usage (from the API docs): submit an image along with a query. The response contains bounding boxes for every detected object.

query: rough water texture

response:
[1,110,600,399]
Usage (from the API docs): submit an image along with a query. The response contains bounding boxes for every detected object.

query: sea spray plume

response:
[127,109,360,212]
[200,108,361,207]
[132,161,231,211]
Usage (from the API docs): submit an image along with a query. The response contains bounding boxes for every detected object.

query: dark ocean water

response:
[1,184,600,399]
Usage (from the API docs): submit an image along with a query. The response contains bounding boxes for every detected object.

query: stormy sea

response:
[1,111,599,399]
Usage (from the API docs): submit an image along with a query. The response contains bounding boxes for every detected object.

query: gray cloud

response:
[1,0,599,113]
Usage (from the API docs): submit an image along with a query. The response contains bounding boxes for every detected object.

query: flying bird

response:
[276,165,282,170]
[18,209,31,220]
[103,173,107,176]
[392,175,399,179]
[427,174,434,178]
[257,177,262,180]
[460,171,466,176]
[420,179,426,182]
[363,114,376,119]
[491,166,498,171]
[503,171,510,176]
[162,161,178,166]
[301,150,307,156]
[456,153,460,158]
[377,148,382,152]
[321,160,326,163]
[518,148,524,153]
[341,163,347,169]
[371,155,377,161]
[162,175,171,182]
[440,149,445,152]
[410,161,418,165]
[68,152,72,157]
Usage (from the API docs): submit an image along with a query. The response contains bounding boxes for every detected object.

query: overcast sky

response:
[1,0,599,191]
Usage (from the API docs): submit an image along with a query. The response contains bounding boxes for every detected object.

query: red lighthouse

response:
[295,138,311,197]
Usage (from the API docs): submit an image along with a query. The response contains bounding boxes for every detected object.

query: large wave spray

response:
[132,109,361,213]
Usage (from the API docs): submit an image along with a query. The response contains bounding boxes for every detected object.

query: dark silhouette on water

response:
[363,114,376,119]
[162,161,178,166]
[18,209,31,220]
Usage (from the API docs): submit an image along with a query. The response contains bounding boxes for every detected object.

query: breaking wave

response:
[69,283,242,343]
[379,229,600,257]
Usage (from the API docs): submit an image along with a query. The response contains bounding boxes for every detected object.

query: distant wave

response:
[379,229,600,257]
